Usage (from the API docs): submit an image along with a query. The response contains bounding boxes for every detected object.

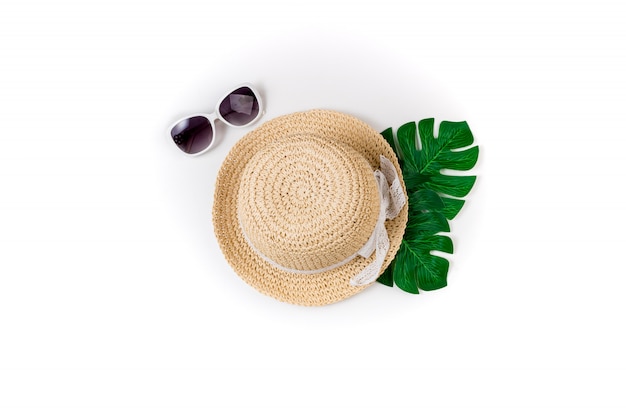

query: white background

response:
[1,0,625,415]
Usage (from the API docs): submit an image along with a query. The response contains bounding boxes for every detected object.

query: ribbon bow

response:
[350,155,406,286]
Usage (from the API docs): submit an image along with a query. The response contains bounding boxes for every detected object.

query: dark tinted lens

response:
[218,86,260,126]
[170,116,213,154]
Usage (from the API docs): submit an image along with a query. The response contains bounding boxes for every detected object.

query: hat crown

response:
[237,134,380,272]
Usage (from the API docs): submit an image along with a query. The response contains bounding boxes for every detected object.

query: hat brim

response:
[212,110,408,306]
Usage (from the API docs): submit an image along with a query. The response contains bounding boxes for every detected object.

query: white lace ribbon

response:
[238,155,406,285]
[349,155,406,286]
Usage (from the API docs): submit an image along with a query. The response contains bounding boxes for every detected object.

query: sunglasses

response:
[169,83,264,155]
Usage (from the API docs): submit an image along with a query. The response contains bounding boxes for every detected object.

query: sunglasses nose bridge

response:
[205,111,219,124]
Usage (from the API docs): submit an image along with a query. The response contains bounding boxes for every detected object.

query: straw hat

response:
[212,110,408,306]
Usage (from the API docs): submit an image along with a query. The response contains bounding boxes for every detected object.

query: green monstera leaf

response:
[378,119,478,293]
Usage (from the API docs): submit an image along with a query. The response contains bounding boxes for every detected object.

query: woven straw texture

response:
[213,110,408,306]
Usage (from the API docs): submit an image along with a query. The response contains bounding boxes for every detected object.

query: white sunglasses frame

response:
[169,83,264,156]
